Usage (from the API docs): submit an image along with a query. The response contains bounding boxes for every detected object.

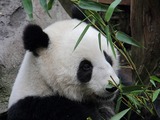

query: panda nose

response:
[106,87,117,93]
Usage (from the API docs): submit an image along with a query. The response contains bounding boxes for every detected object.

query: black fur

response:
[77,60,93,83]
[71,6,86,21]
[103,51,113,66]
[23,24,49,56]
[106,87,117,93]
[0,111,7,120]
[8,95,101,120]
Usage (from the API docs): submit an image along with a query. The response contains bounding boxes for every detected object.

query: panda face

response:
[36,19,120,102]
[77,51,114,83]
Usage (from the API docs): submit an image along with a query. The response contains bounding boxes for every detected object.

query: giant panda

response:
[8,19,120,120]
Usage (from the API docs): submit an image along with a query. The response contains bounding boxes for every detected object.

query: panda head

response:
[22,19,120,102]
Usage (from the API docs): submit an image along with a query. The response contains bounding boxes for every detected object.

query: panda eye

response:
[80,60,93,71]
[82,63,92,71]
[77,60,93,83]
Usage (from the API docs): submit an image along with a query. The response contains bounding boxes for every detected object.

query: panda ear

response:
[22,24,49,56]
[71,6,89,23]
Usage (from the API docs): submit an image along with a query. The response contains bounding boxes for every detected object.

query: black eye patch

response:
[77,60,93,83]
[103,51,113,66]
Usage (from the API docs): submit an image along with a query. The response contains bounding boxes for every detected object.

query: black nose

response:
[106,87,117,93]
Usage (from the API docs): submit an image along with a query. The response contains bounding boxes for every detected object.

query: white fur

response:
[9,19,119,108]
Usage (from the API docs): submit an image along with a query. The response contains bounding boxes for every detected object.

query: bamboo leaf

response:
[89,11,106,29]
[73,14,92,29]
[130,90,146,94]
[152,89,160,102]
[121,85,146,94]
[150,76,160,83]
[98,33,102,51]
[126,95,141,108]
[86,117,92,120]
[48,0,55,10]
[105,0,121,22]
[39,0,47,10]
[115,31,142,47]
[150,80,156,87]
[115,96,122,113]
[105,26,116,57]
[74,24,91,50]
[110,108,130,120]
[22,0,33,19]
[77,0,109,12]
[39,0,51,18]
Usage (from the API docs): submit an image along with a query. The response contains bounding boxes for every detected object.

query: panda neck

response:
[8,52,53,108]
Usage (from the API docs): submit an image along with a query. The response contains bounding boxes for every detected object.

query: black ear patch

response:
[71,6,89,23]
[71,6,85,20]
[23,24,49,56]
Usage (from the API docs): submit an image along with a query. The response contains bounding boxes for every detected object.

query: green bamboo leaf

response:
[39,0,51,18]
[74,24,91,50]
[48,0,55,10]
[115,96,122,113]
[152,89,160,102]
[105,0,121,22]
[98,33,102,51]
[86,117,92,120]
[130,90,146,94]
[105,26,116,57]
[77,0,109,12]
[22,0,33,19]
[126,95,141,108]
[73,14,92,29]
[150,80,156,87]
[89,11,106,29]
[83,10,105,31]
[115,31,142,47]
[110,108,130,120]
[150,76,160,83]
[121,85,146,94]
